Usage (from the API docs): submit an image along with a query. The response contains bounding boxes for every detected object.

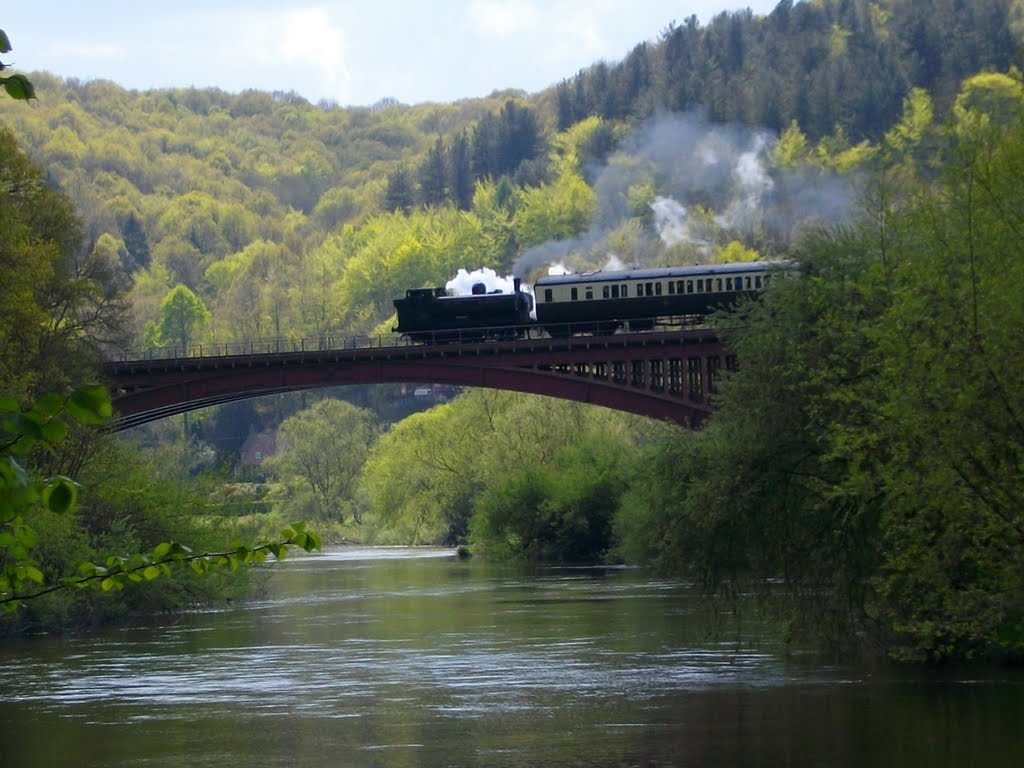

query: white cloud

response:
[207,7,350,99]
[464,0,620,94]
[468,0,543,37]
[56,43,129,62]
[275,9,350,92]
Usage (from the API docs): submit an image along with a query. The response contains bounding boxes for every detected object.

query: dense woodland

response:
[1,0,1022,661]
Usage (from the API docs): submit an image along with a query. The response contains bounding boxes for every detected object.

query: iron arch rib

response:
[102,330,724,431]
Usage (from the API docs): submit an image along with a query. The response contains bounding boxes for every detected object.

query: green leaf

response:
[40,417,68,445]
[43,478,77,514]
[153,542,172,558]
[6,412,43,440]
[24,566,44,584]
[143,565,161,581]
[0,30,11,54]
[2,74,36,100]
[33,393,64,417]
[65,385,113,424]
[170,542,193,558]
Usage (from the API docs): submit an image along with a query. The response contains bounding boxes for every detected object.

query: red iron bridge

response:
[101,322,734,431]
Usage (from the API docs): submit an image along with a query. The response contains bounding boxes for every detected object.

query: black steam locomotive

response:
[393,261,789,342]
[393,279,535,342]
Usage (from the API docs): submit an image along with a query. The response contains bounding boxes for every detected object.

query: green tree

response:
[514,168,597,248]
[471,433,631,562]
[883,87,937,165]
[360,403,481,544]
[154,284,211,350]
[616,88,1024,662]
[448,130,474,211]
[119,212,151,273]
[842,101,1024,661]
[383,166,415,214]
[265,399,378,522]
[361,390,641,552]
[774,119,810,167]
[0,126,126,399]
[418,135,448,206]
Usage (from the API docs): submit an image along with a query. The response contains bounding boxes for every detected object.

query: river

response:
[0,547,1021,767]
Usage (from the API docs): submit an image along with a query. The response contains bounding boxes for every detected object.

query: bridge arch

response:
[102,331,727,431]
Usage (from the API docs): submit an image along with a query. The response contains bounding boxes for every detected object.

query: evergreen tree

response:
[497,99,541,176]
[119,212,151,273]
[383,166,415,214]
[471,111,500,180]
[418,136,448,207]
[448,130,474,211]
[555,80,577,131]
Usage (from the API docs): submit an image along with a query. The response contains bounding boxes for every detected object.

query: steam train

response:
[393,261,789,342]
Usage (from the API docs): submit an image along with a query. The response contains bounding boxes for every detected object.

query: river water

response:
[0,547,1021,767]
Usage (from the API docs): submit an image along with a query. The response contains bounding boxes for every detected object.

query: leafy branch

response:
[1,523,321,609]
[1,384,321,613]
[0,28,35,100]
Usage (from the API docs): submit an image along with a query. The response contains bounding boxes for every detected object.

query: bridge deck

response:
[102,328,730,430]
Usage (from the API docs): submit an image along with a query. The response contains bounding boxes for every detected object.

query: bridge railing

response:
[102,317,707,363]
[103,333,412,362]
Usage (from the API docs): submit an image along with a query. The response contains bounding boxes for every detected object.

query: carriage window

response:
[655,282,662,295]
[645,282,653,296]
[686,280,694,294]
[602,285,610,299]
[726,277,733,291]
[544,288,553,302]
[668,281,675,294]
[621,284,627,297]
[716,278,723,291]
[745,276,752,289]
[571,287,578,301]
[696,279,704,292]
[611,285,619,299]
[754,276,762,288]
[585,287,593,300]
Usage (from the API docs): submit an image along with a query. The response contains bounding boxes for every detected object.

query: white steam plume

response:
[512,110,854,278]
[446,267,517,295]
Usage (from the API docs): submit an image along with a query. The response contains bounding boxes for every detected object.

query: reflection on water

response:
[0,547,1021,767]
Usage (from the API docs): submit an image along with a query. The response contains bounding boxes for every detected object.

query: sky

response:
[9,1,781,107]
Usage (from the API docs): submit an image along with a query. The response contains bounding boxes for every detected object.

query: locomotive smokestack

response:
[514,277,521,292]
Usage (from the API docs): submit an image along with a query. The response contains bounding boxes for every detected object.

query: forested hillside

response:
[0,0,1015,354]
[1,0,1022,657]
